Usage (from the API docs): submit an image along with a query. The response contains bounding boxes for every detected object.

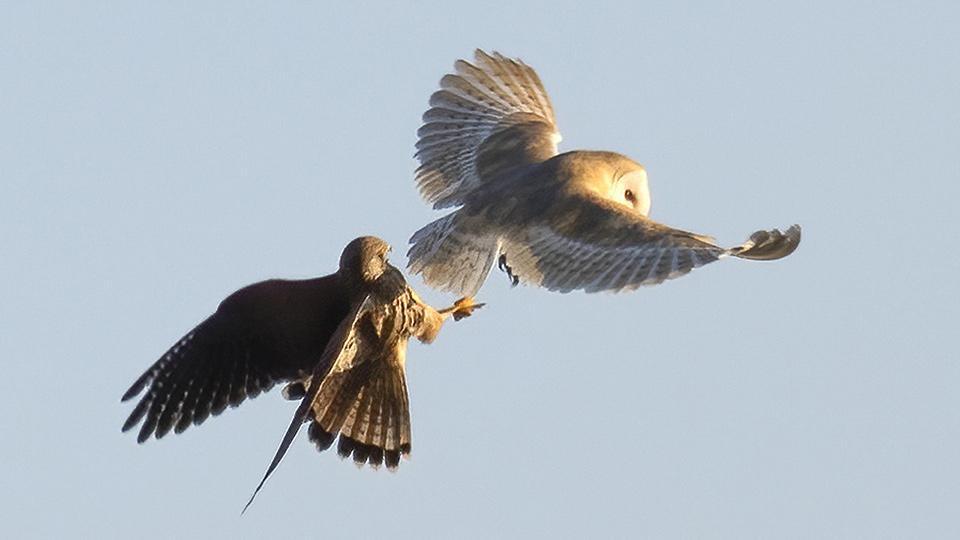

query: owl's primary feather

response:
[415,50,560,209]
[408,50,800,296]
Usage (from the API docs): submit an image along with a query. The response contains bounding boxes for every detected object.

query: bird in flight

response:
[121,236,482,508]
[408,50,801,296]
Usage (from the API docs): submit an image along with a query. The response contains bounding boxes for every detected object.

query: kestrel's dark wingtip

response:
[121,375,149,402]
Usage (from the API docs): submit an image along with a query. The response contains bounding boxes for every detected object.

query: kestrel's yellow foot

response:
[449,296,484,321]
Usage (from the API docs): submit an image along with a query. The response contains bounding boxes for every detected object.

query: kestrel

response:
[121,236,481,504]
[408,50,801,296]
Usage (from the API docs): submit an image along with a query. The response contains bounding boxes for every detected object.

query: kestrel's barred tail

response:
[408,210,499,297]
[307,353,412,470]
[416,49,559,209]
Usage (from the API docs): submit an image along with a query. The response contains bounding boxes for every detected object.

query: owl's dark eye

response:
[624,189,636,203]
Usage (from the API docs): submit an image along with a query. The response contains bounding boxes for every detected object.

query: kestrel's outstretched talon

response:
[450,296,485,321]
[438,296,484,321]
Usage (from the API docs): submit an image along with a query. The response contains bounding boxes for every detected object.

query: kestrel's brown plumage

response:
[407,50,801,296]
[121,236,481,507]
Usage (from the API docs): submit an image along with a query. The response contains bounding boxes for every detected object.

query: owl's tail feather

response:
[307,362,412,470]
[407,211,499,297]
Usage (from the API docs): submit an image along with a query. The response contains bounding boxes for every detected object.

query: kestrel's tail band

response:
[307,361,412,470]
[407,211,499,297]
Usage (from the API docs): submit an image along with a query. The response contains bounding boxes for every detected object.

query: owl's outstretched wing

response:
[121,276,350,443]
[416,49,560,209]
[499,193,801,293]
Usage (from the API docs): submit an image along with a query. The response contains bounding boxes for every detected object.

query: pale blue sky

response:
[2,2,958,538]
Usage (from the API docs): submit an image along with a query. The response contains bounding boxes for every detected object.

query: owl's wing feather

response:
[242,294,374,514]
[500,194,801,293]
[121,275,350,442]
[416,50,560,209]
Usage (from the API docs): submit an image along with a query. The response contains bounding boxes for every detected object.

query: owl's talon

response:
[498,254,519,287]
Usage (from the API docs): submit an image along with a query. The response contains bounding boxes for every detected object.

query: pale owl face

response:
[610,168,651,216]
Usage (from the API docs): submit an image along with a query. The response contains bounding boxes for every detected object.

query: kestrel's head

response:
[559,151,651,216]
[340,236,392,283]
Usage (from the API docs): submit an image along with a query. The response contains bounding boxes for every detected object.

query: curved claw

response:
[450,296,485,321]
[498,254,520,287]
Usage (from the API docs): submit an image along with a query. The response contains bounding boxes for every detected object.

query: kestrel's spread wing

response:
[416,49,560,209]
[121,276,350,442]
[408,50,801,296]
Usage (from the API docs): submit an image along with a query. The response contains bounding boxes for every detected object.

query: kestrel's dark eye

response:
[624,189,636,203]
